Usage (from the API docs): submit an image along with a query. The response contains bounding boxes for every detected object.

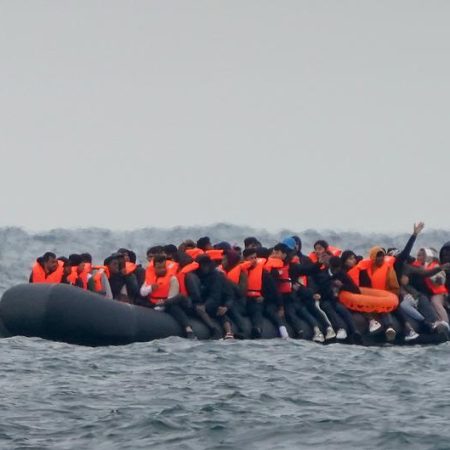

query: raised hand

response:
[413,222,425,236]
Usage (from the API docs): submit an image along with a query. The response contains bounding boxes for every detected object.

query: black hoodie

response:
[440,242,450,291]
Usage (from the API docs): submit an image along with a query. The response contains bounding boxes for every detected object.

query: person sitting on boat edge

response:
[140,254,196,339]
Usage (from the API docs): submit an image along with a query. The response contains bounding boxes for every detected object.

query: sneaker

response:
[224,332,234,340]
[369,319,382,333]
[385,327,396,342]
[186,330,197,340]
[279,326,289,339]
[404,329,419,342]
[325,327,336,340]
[336,328,347,340]
[312,327,325,343]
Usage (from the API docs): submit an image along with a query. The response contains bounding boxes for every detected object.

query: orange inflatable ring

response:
[339,288,399,313]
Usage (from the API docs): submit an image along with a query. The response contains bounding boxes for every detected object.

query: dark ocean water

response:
[1,337,449,450]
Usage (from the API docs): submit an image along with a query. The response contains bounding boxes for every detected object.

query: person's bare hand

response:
[413,222,425,236]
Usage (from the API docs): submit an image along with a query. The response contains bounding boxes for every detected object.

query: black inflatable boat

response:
[0,284,447,347]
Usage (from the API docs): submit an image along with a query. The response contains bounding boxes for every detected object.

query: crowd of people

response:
[29,223,450,343]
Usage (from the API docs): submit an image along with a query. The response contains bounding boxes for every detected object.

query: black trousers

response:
[164,295,192,330]
[246,298,264,332]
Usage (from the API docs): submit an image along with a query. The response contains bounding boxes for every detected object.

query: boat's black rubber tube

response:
[0,284,447,346]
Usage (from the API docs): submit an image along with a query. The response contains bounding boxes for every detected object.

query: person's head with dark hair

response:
[163,244,178,261]
[232,245,242,255]
[244,237,261,249]
[272,243,290,261]
[341,250,357,270]
[214,241,231,252]
[178,240,196,252]
[256,247,270,259]
[243,248,258,268]
[43,252,57,262]
[177,251,194,268]
[153,254,168,277]
[117,248,130,262]
[222,249,241,271]
[110,252,126,272]
[105,255,120,275]
[314,240,329,258]
[42,252,58,273]
[80,253,92,264]
[291,235,302,253]
[68,253,83,268]
[197,236,212,251]
[146,246,165,262]
[128,250,137,264]
[58,256,71,276]
[329,256,342,274]
[196,254,215,276]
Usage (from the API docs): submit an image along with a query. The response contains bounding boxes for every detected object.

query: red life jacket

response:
[145,265,172,304]
[31,260,64,284]
[177,262,199,296]
[276,263,292,294]
[246,259,265,298]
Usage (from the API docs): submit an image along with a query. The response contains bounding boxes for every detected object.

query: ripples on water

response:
[1,337,449,450]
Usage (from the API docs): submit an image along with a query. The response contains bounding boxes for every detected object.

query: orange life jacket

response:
[92,266,110,292]
[205,249,223,261]
[31,260,64,284]
[125,262,137,275]
[308,246,342,264]
[246,259,265,298]
[145,265,172,304]
[185,248,204,259]
[177,262,199,296]
[413,260,448,295]
[66,267,79,285]
[361,257,394,290]
[167,261,179,275]
[78,264,91,290]
[264,257,284,271]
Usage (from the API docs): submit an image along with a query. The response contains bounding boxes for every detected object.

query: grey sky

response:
[1,1,449,232]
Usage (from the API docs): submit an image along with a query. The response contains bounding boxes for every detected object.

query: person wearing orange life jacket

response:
[219,249,250,338]
[65,254,85,288]
[410,248,450,327]
[358,247,399,342]
[29,252,64,284]
[88,254,139,302]
[244,237,262,250]
[146,246,166,264]
[242,248,285,338]
[140,255,196,339]
[270,240,326,342]
[308,240,342,265]
[340,250,383,334]
[79,253,93,289]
